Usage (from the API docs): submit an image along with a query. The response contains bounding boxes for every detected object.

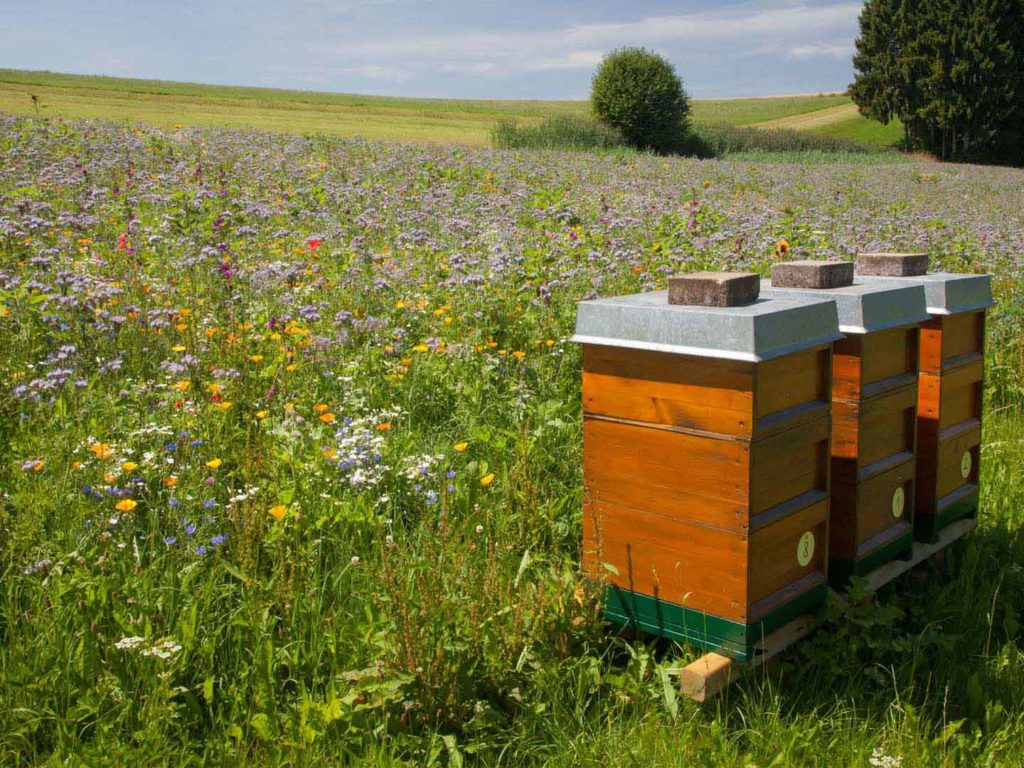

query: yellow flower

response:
[121,461,138,472]
[375,422,392,432]
[321,448,337,459]
[453,442,469,453]
[285,363,299,372]
[512,350,526,359]
[319,413,336,424]
[314,403,330,414]
[249,354,264,363]
[206,382,223,395]
[115,499,138,512]
[255,410,269,420]
[213,401,233,410]
[172,380,191,392]
[171,345,186,352]
[412,344,429,353]
[268,504,288,520]
[775,239,791,259]
[164,475,178,487]
[90,443,113,460]
[206,458,222,470]
[480,473,496,487]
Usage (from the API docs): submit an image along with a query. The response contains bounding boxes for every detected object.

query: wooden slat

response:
[856,385,918,467]
[748,499,828,606]
[861,326,919,388]
[853,454,914,551]
[582,345,755,437]
[754,347,830,420]
[940,311,985,365]
[581,500,748,621]
[935,420,981,499]
[750,417,830,514]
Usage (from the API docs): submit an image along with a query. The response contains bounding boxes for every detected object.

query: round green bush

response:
[590,47,690,153]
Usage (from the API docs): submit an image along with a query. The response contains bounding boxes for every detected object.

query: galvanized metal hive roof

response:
[759,279,929,335]
[570,290,841,362]
[855,272,994,316]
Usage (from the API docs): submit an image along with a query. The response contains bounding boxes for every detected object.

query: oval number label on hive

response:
[797,531,815,567]
[891,486,905,518]
[961,451,972,479]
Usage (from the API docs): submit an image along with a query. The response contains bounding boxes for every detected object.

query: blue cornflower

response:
[164,536,177,546]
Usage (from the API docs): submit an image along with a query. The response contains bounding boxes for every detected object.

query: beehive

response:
[856,253,994,541]
[760,261,929,586]
[572,273,842,660]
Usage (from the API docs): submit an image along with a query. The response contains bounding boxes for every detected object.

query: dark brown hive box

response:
[762,261,929,585]
[857,254,994,541]
[571,274,842,660]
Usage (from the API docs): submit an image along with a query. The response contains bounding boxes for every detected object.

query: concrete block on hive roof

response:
[667,272,760,307]
[771,260,854,289]
[856,252,930,277]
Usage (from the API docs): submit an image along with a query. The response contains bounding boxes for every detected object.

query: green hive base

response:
[602,583,828,662]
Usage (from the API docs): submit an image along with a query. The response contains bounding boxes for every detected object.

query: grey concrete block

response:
[856,252,930,277]
[667,272,760,307]
[771,260,854,289]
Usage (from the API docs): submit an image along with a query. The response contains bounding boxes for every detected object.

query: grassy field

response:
[1,113,1022,765]
[0,69,897,147]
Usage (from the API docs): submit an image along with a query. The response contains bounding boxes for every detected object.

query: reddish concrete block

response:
[668,272,760,307]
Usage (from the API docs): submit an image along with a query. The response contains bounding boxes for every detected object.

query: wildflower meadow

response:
[1,114,1023,765]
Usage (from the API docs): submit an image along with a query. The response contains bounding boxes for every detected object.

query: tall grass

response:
[491,116,903,162]
[491,117,628,152]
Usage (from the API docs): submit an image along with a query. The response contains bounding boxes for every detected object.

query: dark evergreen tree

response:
[850,0,1024,164]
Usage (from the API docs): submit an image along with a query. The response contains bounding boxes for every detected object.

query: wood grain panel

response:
[940,311,985,364]
[755,347,830,420]
[938,356,984,429]
[748,498,828,608]
[860,326,919,390]
[581,500,748,621]
[750,417,830,514]
[935,421,981,499]
[589,415,749,505]
[855,456,914,552]
[582,345,754,436]
[857,385,918,467]
[832,335,863,402]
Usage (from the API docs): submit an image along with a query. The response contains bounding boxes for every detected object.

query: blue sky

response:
[0,1,863,99]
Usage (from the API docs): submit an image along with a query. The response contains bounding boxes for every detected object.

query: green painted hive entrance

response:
[572,273,842,661]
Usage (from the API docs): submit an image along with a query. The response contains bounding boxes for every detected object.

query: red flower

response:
[116,233,128,250]
[307,238,322,250]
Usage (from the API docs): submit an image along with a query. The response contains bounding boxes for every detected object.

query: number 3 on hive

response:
[797,531,815,567]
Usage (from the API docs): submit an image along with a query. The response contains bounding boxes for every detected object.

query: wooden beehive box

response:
[856,253,994,542]
[572,273,842,661]
[760,261,929,586]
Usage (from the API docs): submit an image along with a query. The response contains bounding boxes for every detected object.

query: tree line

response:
[851,0,1024,164]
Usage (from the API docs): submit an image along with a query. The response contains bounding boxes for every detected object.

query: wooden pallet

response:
[677,516,977,702]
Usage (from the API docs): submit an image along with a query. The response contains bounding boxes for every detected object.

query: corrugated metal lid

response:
[570,290,841,362]
[855,272,994,315]
[760,279,929,335]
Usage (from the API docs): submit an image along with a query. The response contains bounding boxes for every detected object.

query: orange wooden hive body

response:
[572,281,841,660]
[857,258,993,541]
[761,267,929,585]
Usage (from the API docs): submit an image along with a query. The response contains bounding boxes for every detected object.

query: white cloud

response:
[319,2,861,61]
[788,42,853,58]
[339,64,411,82]
[525,50,603,71]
